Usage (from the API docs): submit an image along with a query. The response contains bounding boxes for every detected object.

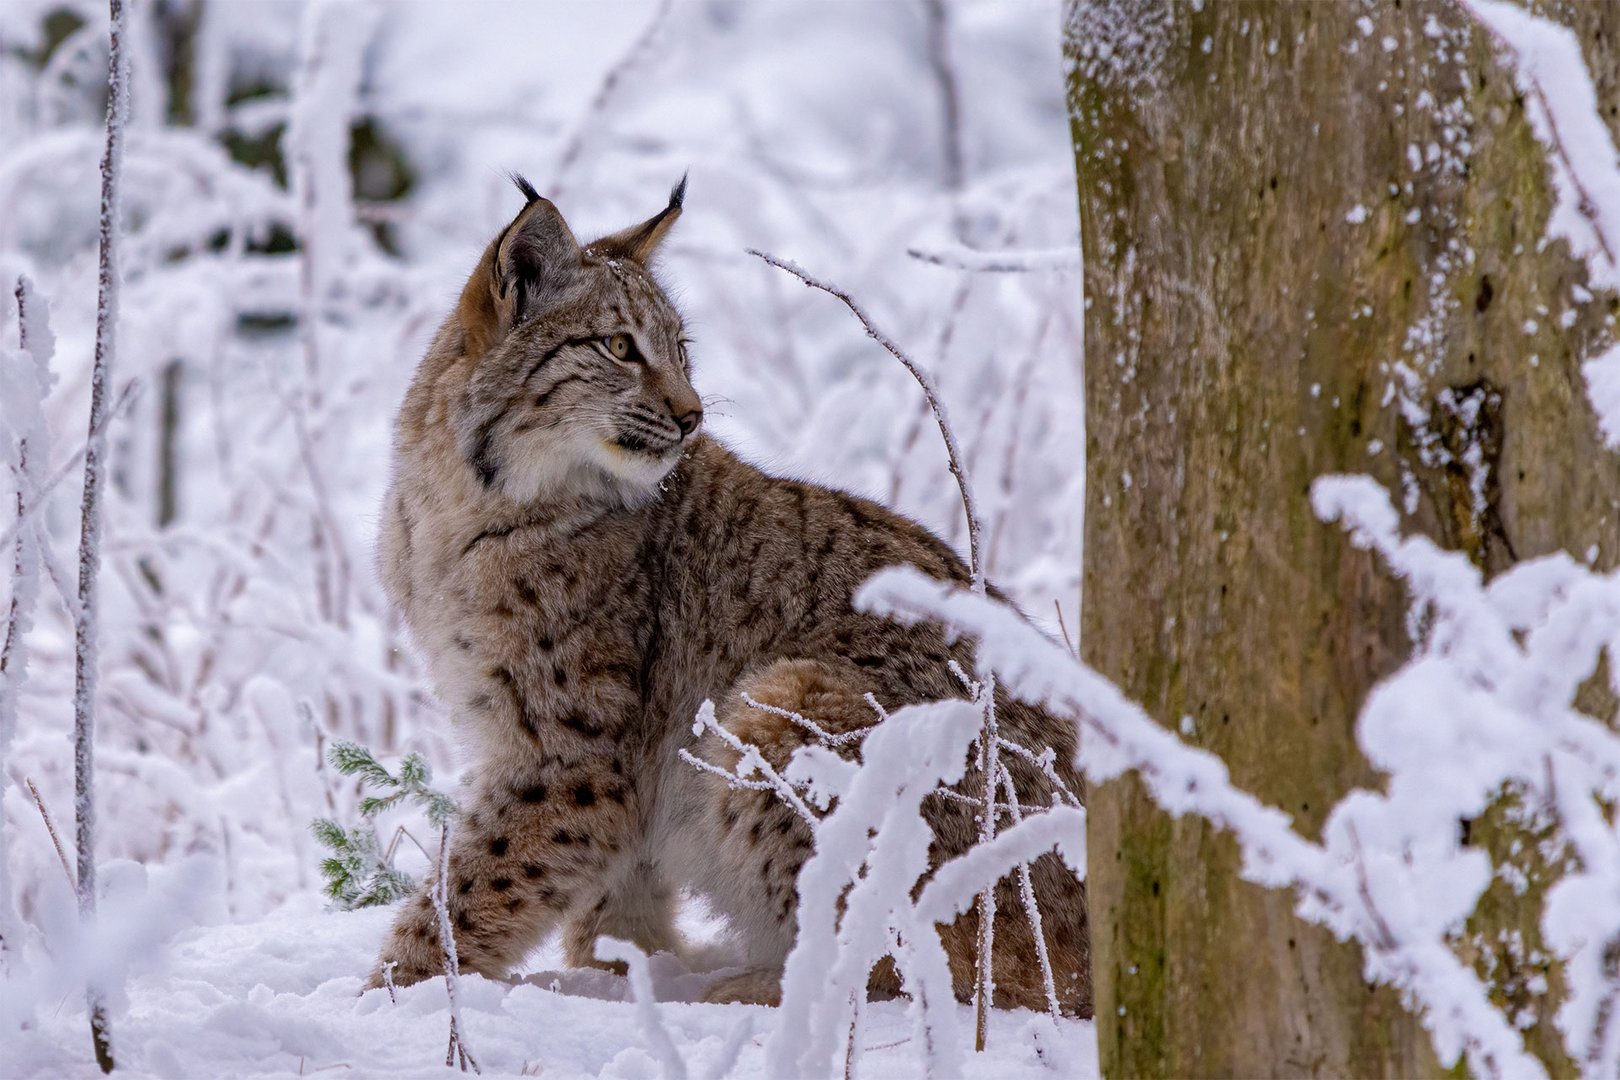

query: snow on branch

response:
[914,805,1086,927]
[769,698,981,1080]
[1455,0,1620,449]
[1586,342,1620,449]
[998,766,1063,1020]
[0,275,55,972]
[906,245,1080,273]
[681,678,1086,1076]
[594,937,688,1080]
[1313,475,1620,1077]
[857,562,1553,1079]
[1456,0,1620,291]
[682,700,818,826]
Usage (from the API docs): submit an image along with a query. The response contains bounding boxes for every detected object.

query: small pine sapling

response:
[311,741,454,909]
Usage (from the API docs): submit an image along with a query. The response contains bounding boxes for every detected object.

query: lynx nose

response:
[676,407,703,437]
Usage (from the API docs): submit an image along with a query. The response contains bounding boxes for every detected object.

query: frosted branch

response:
[915,806,1086,925]
[1455,0,1620,290]
[676,748,784,794]
[906,246,1081,273]
[740,691,873,746]
[431,821,479,1074]
[748,245,1003,1048]
[858,564,1549,1079]
[0,380,141,556]
[73,0,129,1068]
[595,937,688,1080]
[746,248,984,593]
[686,700,817,826]
[999,766,1061,1020]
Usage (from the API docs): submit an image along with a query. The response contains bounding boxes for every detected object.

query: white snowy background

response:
[0,1,1088,1076]
[7,1,1619,1077]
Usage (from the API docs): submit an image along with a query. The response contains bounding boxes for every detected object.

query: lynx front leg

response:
[368,760,638,989]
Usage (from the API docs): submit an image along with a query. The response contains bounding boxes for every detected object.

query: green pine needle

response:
[312,740,456,910]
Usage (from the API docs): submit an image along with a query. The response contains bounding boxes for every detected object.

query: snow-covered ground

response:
[6,894,1094,1079]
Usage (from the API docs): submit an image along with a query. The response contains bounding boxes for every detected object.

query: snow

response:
[3,898,1096,1079]
[1585,342,1620,449]
[1461,0,1620,294]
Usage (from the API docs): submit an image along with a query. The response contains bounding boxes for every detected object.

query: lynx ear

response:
[492,176,582,326]
[590,174,686,264]
[458,176,582,357]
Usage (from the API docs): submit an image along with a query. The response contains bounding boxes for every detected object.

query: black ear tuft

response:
[510,172,541,204]
[492,196,581,328]
[587,176,688,264]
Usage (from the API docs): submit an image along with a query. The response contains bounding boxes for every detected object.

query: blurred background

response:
[0,0,1082,926]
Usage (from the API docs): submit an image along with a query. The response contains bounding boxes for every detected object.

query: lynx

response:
[368,175,1091,1015]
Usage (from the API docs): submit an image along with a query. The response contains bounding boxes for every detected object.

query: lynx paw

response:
[700,968,783,1007]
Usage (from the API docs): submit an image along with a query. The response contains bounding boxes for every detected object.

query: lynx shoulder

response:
[370,176,1091,1017]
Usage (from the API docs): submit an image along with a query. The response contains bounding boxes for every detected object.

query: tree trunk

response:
[1067,1,1620,1075]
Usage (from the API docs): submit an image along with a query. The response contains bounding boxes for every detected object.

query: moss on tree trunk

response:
[1066,1,1620,1075]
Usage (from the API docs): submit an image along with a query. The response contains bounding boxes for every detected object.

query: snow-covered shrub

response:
[687,687,1085,1078]
[861,510,1620,1079]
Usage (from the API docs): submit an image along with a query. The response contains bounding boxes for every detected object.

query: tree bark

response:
[1067,1,1620,1075]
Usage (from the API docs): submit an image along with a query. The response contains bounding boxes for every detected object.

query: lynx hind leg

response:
[692,659,882,1007]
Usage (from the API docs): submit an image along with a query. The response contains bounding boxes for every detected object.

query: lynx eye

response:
[604,333,634,361]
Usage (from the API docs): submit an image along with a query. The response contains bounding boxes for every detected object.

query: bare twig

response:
[906,246,1081,273]
[0,380,141,556]
[740,691,874,747]
[749,246,1001,1051]
[1052,600,1076,659]
[431,821,479,1074]
[75,0,128,1069]
[1000,764,1059,1020]
[921,0,965,194]
[27,778,76,889]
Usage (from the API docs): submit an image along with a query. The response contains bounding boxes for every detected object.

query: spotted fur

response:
[369,177,1091,1016]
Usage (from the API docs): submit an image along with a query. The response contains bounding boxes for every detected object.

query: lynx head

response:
[451,175,702,508]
